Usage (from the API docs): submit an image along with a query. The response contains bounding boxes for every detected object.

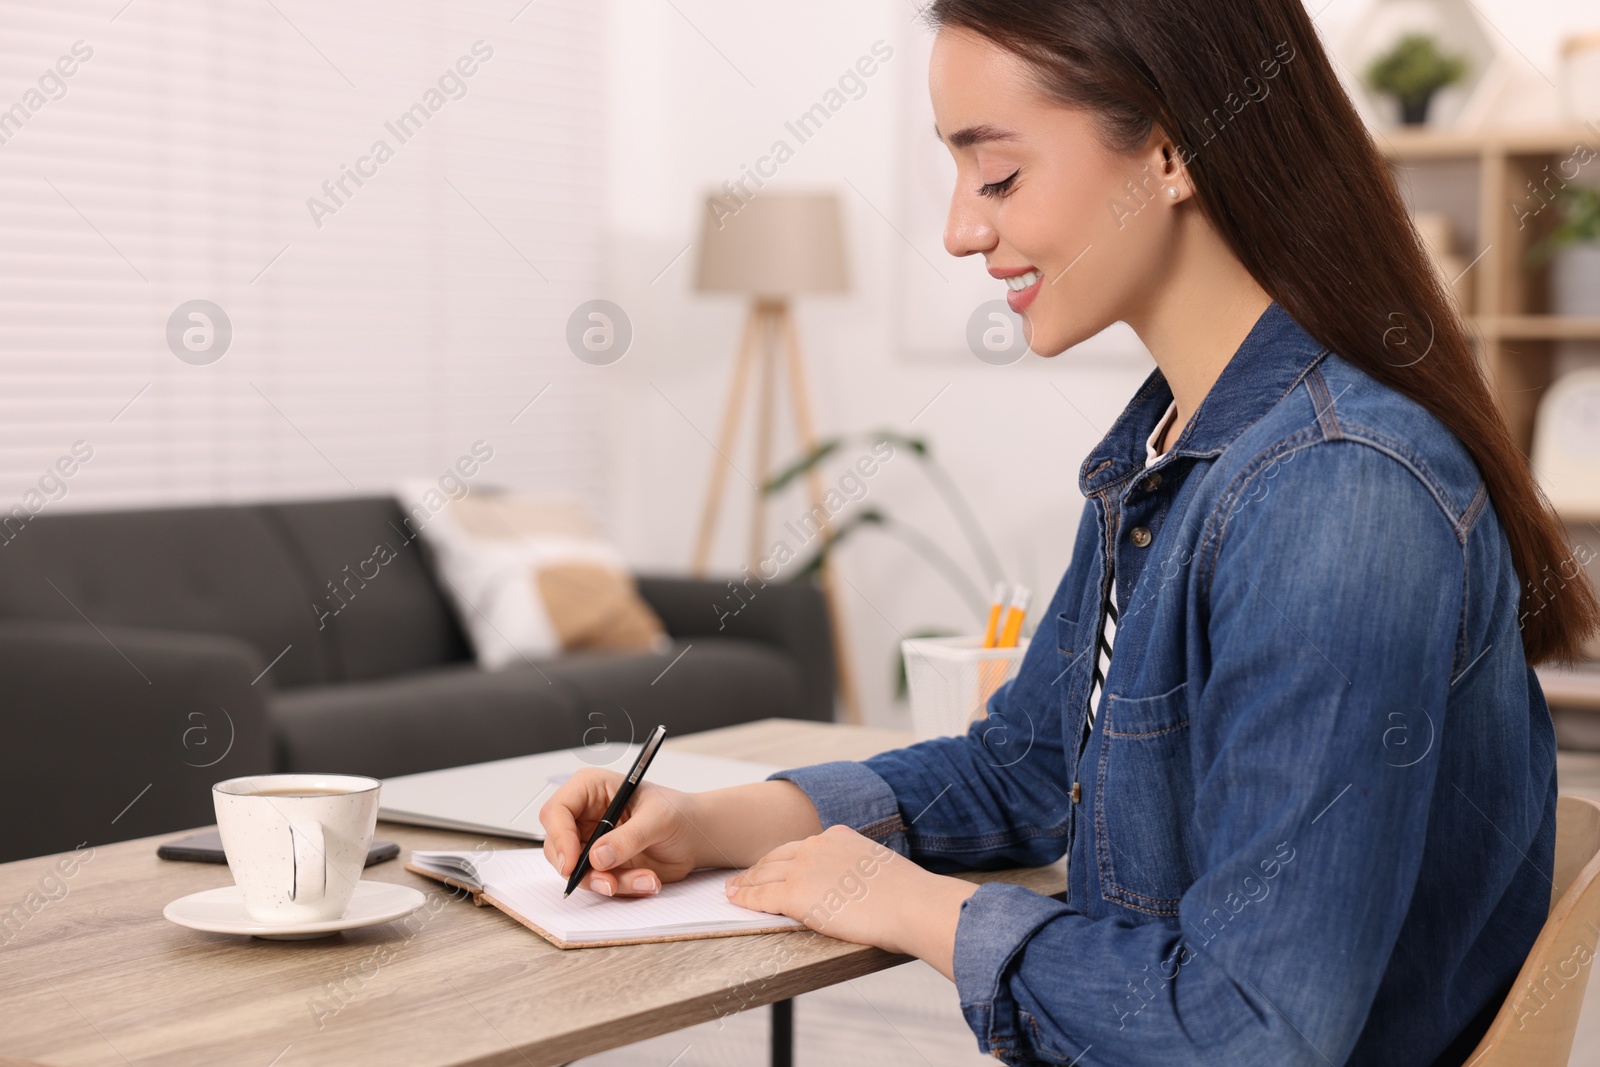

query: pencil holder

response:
[900,636,1028,741]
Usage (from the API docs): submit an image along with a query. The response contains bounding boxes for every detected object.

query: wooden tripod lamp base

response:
[689,298,861,725]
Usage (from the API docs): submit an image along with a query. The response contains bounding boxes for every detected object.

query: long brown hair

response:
[928,0,1600,666]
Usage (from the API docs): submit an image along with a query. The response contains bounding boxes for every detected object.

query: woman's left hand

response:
[724,824,977,968]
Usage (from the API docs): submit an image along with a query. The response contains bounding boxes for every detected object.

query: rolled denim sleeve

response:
[945,444,1469,1065]
[768,670,1074,872]
[766,759,909,854]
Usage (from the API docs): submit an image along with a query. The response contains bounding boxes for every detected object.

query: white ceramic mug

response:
[212,773,381,924]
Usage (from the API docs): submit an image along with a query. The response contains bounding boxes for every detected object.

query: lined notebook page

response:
[463,849,804,943]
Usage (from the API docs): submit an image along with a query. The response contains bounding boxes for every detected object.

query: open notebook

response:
[407,848,805,949]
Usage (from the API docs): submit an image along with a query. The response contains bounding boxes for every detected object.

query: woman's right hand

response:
[538,767,706,897]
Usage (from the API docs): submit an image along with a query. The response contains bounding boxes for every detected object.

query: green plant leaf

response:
[870,429,928,457]
[1365,33,1468,103]
[787,509,887,580]
[762,438,845,495]
[1527,186,1600,263]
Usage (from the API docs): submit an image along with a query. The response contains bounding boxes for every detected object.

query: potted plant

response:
[1365,33,1469,125]
[764,429,1002,617]
[763,430,1012,697]
[1530,186,1600,317]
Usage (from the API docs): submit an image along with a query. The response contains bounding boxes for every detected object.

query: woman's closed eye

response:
[978,168,1020,199]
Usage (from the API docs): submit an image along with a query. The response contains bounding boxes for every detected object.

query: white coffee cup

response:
[213,773,381,924]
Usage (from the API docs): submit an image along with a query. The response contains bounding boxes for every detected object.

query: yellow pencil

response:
[981,582,1009,648]
[998,586,1032,648]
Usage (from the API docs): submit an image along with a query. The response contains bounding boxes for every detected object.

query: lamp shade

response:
[694,191,849,298]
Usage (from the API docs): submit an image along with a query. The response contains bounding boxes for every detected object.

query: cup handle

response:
[289,820,326,903]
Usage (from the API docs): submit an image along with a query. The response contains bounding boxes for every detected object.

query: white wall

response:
[599,0,1600,727]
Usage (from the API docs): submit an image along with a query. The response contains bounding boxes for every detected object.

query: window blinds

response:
[0,0,607,517]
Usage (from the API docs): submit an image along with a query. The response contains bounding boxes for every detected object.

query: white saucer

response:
[164,880,427,940]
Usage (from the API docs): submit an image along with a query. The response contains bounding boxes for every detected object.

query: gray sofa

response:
[0,496,834,864]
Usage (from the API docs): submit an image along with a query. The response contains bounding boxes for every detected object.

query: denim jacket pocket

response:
[1055,610,1083,718]
[1055,609,1077,655]
[1095,680,1194,915]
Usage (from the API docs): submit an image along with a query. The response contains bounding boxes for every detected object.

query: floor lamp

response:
[691,192,861,724]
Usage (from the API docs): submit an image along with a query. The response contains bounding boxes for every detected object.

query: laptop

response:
[379,744,782,842]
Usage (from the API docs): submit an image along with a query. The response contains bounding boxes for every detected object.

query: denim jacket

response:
[771,302,1557,1066]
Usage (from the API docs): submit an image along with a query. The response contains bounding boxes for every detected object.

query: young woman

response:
[543,2,1600,1063]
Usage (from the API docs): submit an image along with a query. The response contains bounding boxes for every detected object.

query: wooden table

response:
[0,719,1064,1066]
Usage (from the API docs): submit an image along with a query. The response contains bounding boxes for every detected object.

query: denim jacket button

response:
[1141,472,1162,491]
[1130,525,1152,548]
[1070,782,1081,803]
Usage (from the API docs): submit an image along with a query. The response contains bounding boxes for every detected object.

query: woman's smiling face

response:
[930,27,1183,358]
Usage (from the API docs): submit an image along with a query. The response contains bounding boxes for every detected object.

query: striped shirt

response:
[1085,398,1179,741]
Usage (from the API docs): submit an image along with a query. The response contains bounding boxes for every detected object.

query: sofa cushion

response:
[271,662,588,779]
[0,505,331,687]
[399,488,668,668]
[536,638,805,741]
[259,497,471,685]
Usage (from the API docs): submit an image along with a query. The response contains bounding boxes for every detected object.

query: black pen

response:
[563,724,668,898]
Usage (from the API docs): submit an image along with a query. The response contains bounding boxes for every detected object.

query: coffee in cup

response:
[212,773,381,924]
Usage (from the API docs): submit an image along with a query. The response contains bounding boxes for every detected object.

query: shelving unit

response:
[1380,123,1600,451]
[1380,124,1600,710]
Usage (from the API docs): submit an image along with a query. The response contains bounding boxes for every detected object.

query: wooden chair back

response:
[1464,794,1600,1065]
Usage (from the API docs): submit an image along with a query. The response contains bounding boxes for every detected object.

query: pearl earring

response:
[1166,186,1180,200]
